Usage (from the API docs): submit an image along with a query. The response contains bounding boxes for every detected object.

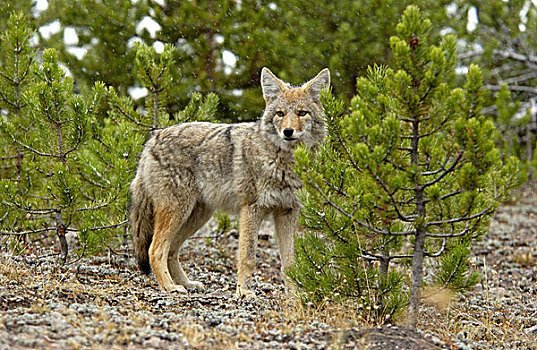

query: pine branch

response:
[331,111,360,171]
[0,155,18,160]
[66,220,128,232]
[0,89,22,109]
[74,186,121,213]
[63,138,84,159]
[310,179,414,236]
[299,241,324,273]
[421,154,451,177]
[426,226,469,238]
[3,190,57,215]
[498,70,537,85]
[423,238,446,257]
[485,84,537,94]
[438,254,467,291]
[111,99,153,129]
[321,172,349,198]
[364,165,415,222]
[422,152,464,188]
[492,49,537,66]
[0,69,16,84]
[423,188,463,205]
[5,129,61,158]
[318,209,351,244]
[0,227,56,235]
[78,170,107,189]
[425,204,493,228]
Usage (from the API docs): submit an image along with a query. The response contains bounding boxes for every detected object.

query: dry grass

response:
[419,256,536,349]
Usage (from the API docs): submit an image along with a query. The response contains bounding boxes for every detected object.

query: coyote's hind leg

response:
[168,202,213,292]
[149,198,196,293]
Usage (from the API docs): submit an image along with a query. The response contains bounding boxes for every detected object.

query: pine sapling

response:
[291,6,520,327]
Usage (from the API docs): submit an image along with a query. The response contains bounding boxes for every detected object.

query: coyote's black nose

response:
[283,128,294,137]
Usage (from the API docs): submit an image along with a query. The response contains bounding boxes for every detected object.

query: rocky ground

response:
[0,188,536,349]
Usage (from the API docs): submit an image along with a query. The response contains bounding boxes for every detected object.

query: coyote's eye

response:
[276,111,284,117]
[297,110,308,117]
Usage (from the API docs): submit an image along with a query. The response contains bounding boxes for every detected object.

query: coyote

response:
[130,67,330,298]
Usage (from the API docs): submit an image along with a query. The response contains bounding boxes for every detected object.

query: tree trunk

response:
[406,224,426,328]
[406,118,426,328]
[56,210,68,264]
[378,256,389,310]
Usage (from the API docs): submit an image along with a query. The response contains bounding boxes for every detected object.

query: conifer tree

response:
[29,0,451,122]
[0,12,35,182]
[290,6,520,327]
[493,85,534,177]
[452,0,537,179]
[0,42,107,260]
[0,17,220,259]
[107,41,219,132]
[38,0,149,97]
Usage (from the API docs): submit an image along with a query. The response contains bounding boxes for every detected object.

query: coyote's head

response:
[260,67,330,150]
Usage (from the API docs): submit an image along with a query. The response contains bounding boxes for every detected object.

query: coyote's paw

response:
[184,280,204,292]
[236,286,256,300]
[168,285,188,294]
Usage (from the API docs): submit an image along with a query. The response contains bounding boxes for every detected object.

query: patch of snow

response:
[59,64,72,77]
[456,66,469,75]
[33,0,48,16]
[440,27,455,36]
[222,50,238,75]
[127,36,144,48]
[39,20,61,40]
[30,33,40,47]
[128,86,148,100]
[214,34,224,44]
[67,46,87,60]
[519,1,531,32]
[467,7,478,32]
[446,3,457,16]
[231,89,243,97]
[136,16,161,38]
[64,27,78,45]
[153,41,165,54]
[177,38,194,55]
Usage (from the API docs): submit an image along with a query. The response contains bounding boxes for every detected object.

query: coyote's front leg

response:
[273,207,299,295]
[237,204,265,298]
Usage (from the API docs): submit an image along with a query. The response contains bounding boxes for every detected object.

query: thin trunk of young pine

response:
[152,91,159,128]
[406,211,426,328]
[406,119,427,328]
[378,256,389,310]
[56,210,68,264]
[55,121,68,263]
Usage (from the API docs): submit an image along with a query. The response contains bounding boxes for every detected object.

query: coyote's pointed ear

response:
[261,67,289,102]
[303,68,330,100]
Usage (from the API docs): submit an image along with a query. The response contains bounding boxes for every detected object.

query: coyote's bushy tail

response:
[130,178,154,275]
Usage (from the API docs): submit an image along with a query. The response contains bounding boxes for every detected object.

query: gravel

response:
[1,189,536,349]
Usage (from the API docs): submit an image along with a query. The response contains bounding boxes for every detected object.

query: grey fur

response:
[130,67,330,296]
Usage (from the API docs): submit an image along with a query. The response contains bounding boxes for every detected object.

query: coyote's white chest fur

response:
[130,67,330,297]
